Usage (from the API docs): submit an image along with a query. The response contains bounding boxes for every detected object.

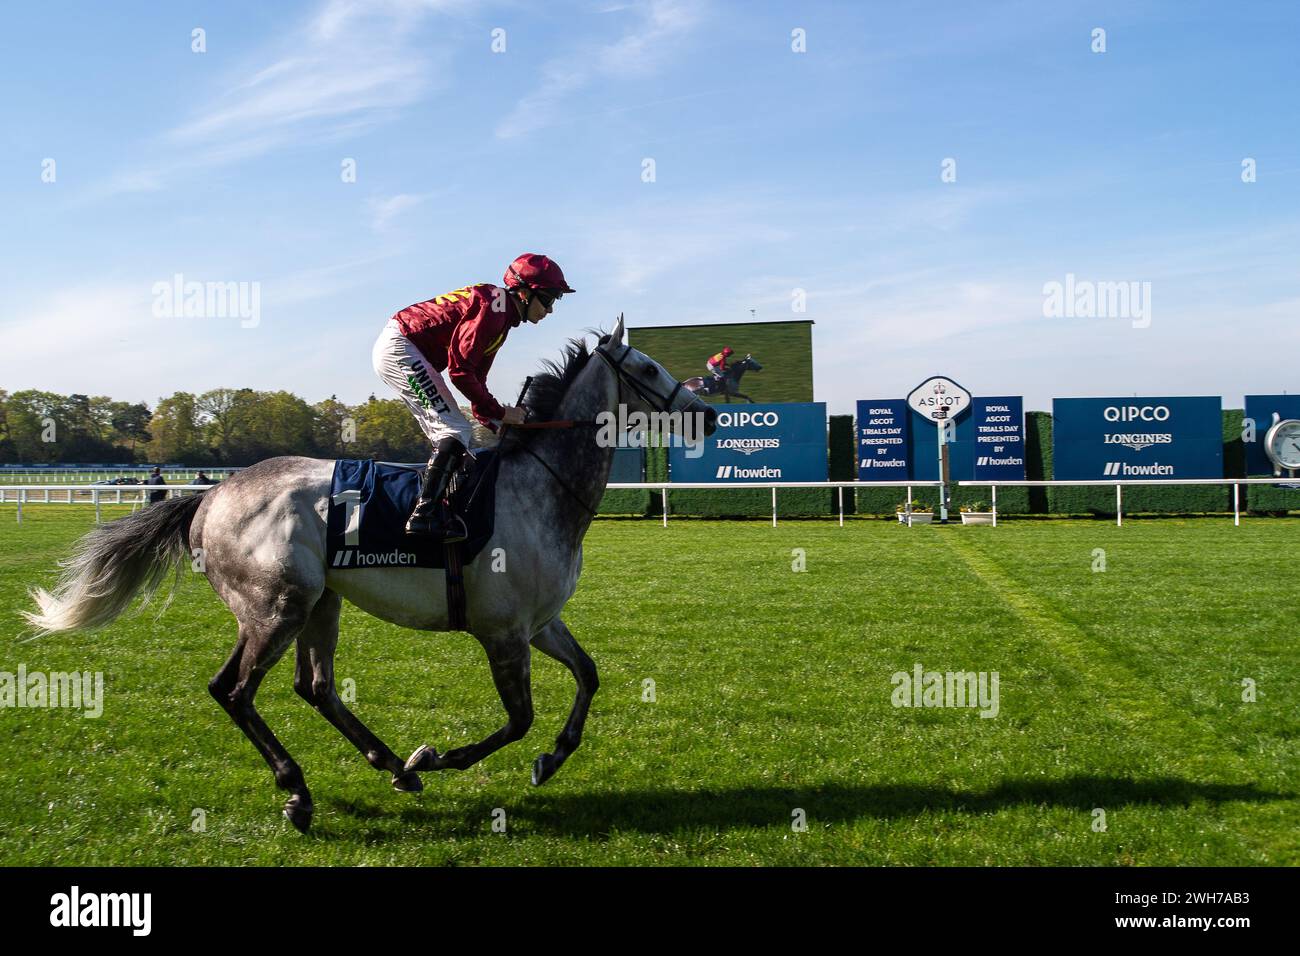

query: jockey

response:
[372,253,575,541]
[706,347,733,381]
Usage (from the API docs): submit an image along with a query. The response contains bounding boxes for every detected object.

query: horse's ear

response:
[610,313,625,345]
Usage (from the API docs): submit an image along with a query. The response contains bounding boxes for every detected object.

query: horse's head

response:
[596,314,717,438]
[740,354,762,371]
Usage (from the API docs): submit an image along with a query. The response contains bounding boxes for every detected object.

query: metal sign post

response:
[936,411,951,523]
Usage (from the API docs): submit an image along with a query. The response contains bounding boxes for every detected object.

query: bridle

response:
[591,341,690,414]
[501,341,692,516]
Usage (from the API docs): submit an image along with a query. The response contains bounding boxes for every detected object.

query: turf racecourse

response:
[0,506,1295,866]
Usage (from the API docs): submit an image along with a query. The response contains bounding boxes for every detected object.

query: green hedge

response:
[645,439,668,516]
[828,415,856,515]
[1246,484,1300,513]
[662,487,830,517]
[595,488,650,515]
[1025,410,1051,513]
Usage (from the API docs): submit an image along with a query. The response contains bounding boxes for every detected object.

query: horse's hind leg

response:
[528,618,598,786]
[405,637,533,774]
[209,603,315,831]
[292,589,423,793]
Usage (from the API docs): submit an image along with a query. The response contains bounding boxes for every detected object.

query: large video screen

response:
[627,320,814,404]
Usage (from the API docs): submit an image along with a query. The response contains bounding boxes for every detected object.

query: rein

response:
[499,343,685,517]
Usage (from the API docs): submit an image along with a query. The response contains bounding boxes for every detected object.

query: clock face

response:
[1265,419,1300,470]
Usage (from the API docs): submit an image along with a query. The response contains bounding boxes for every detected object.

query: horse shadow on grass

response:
[321,775,1293,840]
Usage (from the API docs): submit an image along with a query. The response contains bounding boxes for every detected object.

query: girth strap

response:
[445,541,467,630]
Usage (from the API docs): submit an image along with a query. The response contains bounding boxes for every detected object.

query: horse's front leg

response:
[528,618,598,786]
[405,639,533,773]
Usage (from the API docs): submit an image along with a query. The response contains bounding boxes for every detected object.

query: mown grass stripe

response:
[936,528,1255,778]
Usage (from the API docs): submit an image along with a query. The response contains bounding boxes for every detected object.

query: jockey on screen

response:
[372,253,575,541]
[706,347,733,381]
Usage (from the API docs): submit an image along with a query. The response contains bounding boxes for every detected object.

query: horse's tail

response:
[22,493,205,637]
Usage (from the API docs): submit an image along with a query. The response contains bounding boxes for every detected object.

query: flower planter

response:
[898,512,934,525]
[960,512,995,525]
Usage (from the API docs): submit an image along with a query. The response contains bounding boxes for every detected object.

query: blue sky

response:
[2,0,1298,416]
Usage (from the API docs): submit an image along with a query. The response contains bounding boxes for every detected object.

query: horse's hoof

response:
[283,795,313,833]
[531,753,557,787]
[391,771,424,792]
[404,744,440,773]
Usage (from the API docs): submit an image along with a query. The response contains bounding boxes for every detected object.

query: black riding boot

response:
[405,437,468,541]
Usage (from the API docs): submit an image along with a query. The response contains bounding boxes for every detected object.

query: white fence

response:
[605,481,940,527]
[605,478,1299,527]
[1,485,214,524]
[958,478,1300,527]
[0,469,238,484]
[2,479,1297,527]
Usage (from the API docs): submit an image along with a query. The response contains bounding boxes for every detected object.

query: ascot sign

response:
[907,376,972,424]
[906,376,974,522]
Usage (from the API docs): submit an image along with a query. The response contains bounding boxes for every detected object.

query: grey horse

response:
[24,316,716,831]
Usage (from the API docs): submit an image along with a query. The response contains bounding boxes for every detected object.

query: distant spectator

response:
[145,466,167,504]
[193,471,218,486]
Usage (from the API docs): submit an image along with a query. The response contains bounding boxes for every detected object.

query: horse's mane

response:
[496,330,609,452]
[521,336,593,421]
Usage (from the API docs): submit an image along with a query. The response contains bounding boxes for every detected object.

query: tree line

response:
[0,388,485,465]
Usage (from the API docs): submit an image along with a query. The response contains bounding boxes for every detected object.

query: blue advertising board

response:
[856,399,910,481]
[1052,396,1223,479]
[972,397,1026,481]
[1243,395,1300,476]
[609,446,645,483]
[668,402,827,482]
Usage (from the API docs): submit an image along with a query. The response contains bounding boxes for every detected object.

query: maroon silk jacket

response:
[391,283,522,425]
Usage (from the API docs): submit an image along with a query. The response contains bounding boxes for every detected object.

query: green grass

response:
[0,506,1295,865]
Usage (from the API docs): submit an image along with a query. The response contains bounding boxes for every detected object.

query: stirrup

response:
[405,510,467,543]
[437,513,468,544]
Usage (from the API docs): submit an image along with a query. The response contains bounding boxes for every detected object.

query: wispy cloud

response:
[0,250,403,402]
[495,0,702,139]
[97,0,457,197]
[367,191,438,231]
[574,194,791,295]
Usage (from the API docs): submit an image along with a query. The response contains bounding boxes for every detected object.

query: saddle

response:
[327,451,500,572]
[328,452,501,631]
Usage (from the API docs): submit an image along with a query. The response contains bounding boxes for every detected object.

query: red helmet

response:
[722,346,734,356]
[504,253,575,294]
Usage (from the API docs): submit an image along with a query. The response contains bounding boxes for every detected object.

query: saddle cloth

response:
[327,451,499,570]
